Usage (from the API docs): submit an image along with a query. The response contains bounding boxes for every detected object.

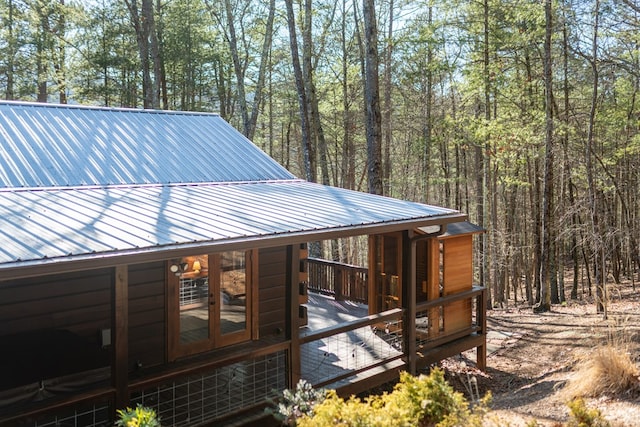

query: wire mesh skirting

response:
[131,350,287,426]
[300,323,403,386]
[31,401,112,427]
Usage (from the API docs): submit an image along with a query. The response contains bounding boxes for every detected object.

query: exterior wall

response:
[0,268,112,338]
[127,246,289,370]
[0,268,112,401]
[128,261,166,370]
[258,246,288,338]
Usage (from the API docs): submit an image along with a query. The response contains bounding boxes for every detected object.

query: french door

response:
[168,250,256,360]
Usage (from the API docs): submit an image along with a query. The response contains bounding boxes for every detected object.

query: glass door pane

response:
[218,251,247,336]
[176,256,210,345]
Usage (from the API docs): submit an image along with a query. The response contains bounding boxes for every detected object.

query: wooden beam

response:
[113,265,129,410]
[416,334,485,369]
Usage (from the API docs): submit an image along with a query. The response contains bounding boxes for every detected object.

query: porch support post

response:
[476,288,487,370]
[113,265,129,410]
[287,245,302,387]
[405,232,417,375]
[407,225,447,375]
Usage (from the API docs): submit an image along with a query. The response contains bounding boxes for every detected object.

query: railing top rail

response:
[416,285,486,311]
[307,257,368,272]
[300,308,403,344]
[129,341,290,391]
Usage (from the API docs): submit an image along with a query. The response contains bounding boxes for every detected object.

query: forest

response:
[1,0,638,314]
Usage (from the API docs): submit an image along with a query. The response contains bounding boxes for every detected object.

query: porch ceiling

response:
[0,179,465,278]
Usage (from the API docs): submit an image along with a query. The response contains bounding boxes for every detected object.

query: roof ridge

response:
[0,178,306,193]
[0,100,220,117]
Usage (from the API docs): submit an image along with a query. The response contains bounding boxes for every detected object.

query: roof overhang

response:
[0,180,466,281]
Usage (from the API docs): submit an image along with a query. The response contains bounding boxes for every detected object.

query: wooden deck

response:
[304,291,369,328]
[300,292,405,389]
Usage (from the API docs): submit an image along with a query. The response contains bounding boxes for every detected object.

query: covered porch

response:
[296,227,487,396]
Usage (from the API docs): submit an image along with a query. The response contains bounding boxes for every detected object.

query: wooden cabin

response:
[0,101,486,426]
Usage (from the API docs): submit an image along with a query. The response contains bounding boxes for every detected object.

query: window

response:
[168,250,257,360]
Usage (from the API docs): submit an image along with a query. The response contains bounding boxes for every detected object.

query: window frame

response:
[167,249,258,361]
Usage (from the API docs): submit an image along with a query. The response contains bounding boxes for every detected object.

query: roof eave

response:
[0,212,466,281]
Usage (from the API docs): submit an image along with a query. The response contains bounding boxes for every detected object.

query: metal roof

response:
[0,101,466,277]
[439,221,485,238]
[0,180,463,267]
[0,101,294,188]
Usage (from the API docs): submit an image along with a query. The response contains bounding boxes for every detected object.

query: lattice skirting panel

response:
[131,350,287,426]
[29,401,112,427]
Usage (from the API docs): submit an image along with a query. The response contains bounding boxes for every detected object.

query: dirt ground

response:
[440,280,640,426]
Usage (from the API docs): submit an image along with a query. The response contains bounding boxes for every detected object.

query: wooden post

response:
[335,267,343,301]
[113,265,129,410]
[405,232,417,375]
[426,238,440,338]
[476,288,487,370]
[288,245,302,387]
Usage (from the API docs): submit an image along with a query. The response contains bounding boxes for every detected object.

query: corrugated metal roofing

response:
[0,101,294,188]
[440,221,485,237]
[0,101,466,272]
[0,180,462,266]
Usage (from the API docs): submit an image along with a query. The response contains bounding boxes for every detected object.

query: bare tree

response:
[284,0,314,182]
[124,0,162,109]
[363,0,383,195]
[536,0,554,313]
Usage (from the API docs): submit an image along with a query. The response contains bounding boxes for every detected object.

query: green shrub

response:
[268,379,327,426]
[114,405,160,427]
[565,398,610,427]
[297,369,490,427]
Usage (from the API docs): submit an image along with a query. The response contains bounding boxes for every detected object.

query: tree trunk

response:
[124,0,154,108]
[284,0,314,183]
[5,0,16,99]
[586,0,606,317]
[341,0,355,191]
[383,0,394,195]
[536,0,554,313]
[247,0,276,140]
[363,0,383,196]
[479,0,490,306]
[302,0,328,185]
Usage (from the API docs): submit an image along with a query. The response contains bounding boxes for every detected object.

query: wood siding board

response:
[0,269,113,302]
[259,298,287,313]
[442,236,473,333]
[0,270,112,341]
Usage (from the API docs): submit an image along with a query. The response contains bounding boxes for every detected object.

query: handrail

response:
[311,354,406,389]
[416,285,486,311]
[299,308,402,344]
[306,257,368,304]
[129,341,290,391]
[307,257,368,271]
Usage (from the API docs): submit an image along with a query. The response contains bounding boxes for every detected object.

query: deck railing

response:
[413,285,487,370]
[307,258,368,304]
[298,285,487,389]
[299,308,404,389]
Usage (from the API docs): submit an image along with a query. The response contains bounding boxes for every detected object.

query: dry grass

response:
[561,344,640,399]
